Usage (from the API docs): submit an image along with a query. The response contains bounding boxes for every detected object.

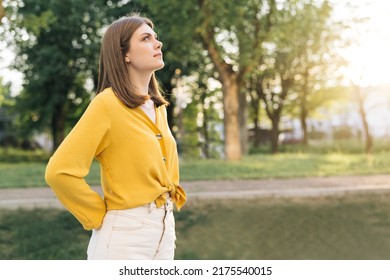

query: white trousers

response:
[87,198,176,260]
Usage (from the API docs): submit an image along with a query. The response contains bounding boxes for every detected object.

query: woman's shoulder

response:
[95,87,115,101]
[92,87,121,107]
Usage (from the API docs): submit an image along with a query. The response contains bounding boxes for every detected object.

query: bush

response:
[0,148,50,163]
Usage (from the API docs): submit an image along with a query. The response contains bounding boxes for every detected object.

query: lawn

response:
[2,192,390,259]
[1,152,390,188]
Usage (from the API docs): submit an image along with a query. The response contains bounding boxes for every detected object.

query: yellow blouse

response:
[45,87,186,230]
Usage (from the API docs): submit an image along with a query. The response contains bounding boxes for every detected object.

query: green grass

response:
[176,193,390,259]
[254,139,390,155]
[1,152,390,188]
[0,161,101,188]
[2,192,390,259]
[0,208,90,259]
[180,152,390,180]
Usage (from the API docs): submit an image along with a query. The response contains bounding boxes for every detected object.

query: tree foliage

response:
[137,0,344,157]
[0,78,15,146]
[1,0,351,158]
[249,0,343,153]
[3,0,104,150]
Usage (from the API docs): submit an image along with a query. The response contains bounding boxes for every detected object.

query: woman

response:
[45,14,186,260]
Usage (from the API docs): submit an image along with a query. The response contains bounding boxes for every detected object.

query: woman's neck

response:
[129,71,152,96]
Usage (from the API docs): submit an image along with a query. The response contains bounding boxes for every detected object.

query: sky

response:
[1,0,390,93]
[334,0,390,87]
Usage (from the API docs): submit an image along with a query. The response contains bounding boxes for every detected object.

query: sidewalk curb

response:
[1,175,390,209]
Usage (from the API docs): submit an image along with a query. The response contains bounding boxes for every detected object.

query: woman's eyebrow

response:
[139,32,158,38]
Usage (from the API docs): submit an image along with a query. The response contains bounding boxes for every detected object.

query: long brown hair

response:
[97,14,168,108]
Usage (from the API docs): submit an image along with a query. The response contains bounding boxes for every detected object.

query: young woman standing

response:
[45,14,186,260]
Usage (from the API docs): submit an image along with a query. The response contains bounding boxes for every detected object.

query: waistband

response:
[149,197,173,213]
[107,193,173,215]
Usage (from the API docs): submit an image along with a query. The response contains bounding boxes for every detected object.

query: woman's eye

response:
[142,35,159,41]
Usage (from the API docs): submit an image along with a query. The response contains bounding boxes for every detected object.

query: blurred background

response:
[0,0,390,260]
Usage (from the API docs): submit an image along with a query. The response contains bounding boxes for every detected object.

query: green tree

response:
[143,0,222,159]
[251,1,299,153]
[196,77,223,159]
[146,0,277,160]
[182,66,223,159]
[2,0,145,152]
[0,77,15,148]
[197,0,276,160]
[292,0,345,146]
[142,0,206,138]
[249,0,339,153]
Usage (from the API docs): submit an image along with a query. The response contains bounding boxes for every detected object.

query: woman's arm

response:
[45,96,110,230]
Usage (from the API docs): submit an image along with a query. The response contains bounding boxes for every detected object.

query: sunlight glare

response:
[342,1,390,86]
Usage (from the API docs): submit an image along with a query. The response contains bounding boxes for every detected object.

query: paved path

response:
[1,174,390,209]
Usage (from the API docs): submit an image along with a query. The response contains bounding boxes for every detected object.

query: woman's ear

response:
[125,56,130,63]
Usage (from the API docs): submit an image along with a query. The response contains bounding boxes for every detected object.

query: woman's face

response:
[125,23,164,74]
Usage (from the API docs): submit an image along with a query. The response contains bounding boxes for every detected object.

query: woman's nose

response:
[156,40,163,49]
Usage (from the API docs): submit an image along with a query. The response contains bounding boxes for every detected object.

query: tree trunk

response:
[270,117,280,154]
[222,77,242,160]
[249,78,261,148]
[355,86,373,154]
[201,95,210,158]
[51,103,66,152]
[252,97,261,148]
[262,79,290,154]
[300,69,309,146]
[300,111,308,146]
[238,88,248,155]
[198,11,242,160]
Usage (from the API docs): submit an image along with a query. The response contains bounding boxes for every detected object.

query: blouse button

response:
[156,134,162,140]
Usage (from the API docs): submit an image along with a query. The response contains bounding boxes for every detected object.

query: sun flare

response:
[340,1,390,86]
